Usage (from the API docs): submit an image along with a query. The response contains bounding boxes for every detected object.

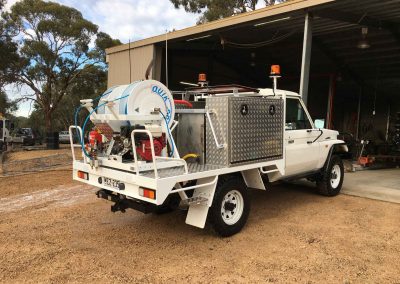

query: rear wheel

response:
[154,193,180,214]
[209,176,250,237]
[317,155,344,196]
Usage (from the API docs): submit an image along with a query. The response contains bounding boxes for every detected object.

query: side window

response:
[285,98,312,130]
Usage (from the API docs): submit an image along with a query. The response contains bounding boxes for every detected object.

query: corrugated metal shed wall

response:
[107,44,155,87]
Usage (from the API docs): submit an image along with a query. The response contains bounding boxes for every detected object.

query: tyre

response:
[154,193,180,214]
[209,176,250,237]
[317,155,344,196]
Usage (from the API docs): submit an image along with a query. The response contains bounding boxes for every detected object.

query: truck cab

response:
[0,118,12,151]
[0,117,21,151]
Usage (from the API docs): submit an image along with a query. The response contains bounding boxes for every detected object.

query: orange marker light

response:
[146,190,155,200]
[77,171,89,180]
[139,188,156,200]
[198,73,207,82]
[271,65,281,76]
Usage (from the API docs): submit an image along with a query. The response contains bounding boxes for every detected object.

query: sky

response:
[4,0,199,116]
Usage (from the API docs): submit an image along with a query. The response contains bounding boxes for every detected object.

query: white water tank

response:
[96,80,175,131]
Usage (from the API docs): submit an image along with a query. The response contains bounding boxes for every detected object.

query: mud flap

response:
[241,169,266,190]
[185,176,218,228]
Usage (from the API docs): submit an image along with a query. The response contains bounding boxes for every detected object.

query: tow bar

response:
[96,189,156,214]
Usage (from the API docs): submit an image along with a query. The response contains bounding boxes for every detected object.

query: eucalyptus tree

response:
[170,0,288,23]
[3,0,120,132]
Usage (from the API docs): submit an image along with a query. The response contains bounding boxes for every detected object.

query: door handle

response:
[288,140,294,144]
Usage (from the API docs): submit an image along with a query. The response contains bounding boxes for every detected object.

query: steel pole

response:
[356,87,362,141]
[300,13,313,106]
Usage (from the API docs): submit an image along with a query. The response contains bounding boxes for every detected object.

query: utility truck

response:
[0,115,23,152]
[70,66,347,237]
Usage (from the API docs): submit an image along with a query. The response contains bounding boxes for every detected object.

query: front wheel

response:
[317,155,344,196]
[209,176,250,237]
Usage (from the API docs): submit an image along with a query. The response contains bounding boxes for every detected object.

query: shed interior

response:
[154,0,400,159]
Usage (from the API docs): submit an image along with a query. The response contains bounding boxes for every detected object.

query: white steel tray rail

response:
[69,125,88,163]
[130,129,188,179]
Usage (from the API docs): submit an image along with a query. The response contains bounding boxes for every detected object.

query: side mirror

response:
[314,119,325,129]
[10,123,15,131]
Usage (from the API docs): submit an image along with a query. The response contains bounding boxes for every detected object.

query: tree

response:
[3,0,121,133]
[170,0,288,23]
[0,0,19,115]
[52,65,107,131]
[0,90,17,115]
[1,0,19,85]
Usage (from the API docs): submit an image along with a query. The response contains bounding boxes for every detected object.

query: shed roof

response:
[106,0,400,92]
[106,0,334,55]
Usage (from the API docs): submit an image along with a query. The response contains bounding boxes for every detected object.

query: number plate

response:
[104,177,120,189]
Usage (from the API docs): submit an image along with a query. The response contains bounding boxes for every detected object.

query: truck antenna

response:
[165,30,169,88]
[128,39,132,83]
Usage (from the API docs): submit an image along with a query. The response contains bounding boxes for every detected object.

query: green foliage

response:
[95,32,122,62]
[0,89,16,115]
[19,65,107,137]
[10,115,30,129]
[52,64,107,132]
[170,0,287,23]
[3,0,121,132]
[0,1,19,86]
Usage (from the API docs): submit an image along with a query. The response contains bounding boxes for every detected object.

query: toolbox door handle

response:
[288,140,294,144]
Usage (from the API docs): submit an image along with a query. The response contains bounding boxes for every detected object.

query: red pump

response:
[89,130,103,147]
[136,134,166,161]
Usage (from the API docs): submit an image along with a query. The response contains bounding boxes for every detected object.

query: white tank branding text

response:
[152,85,172,122]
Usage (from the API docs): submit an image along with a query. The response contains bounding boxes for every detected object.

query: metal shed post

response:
[300,13,313,106]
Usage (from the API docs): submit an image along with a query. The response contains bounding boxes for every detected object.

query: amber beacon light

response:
[198,73,207,82]
[270,65,281,93]
[270,65,281,76]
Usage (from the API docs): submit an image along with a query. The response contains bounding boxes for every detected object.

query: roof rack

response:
[185,84,259,95]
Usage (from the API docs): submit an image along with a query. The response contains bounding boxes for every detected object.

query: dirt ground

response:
[0,168,399,283]
[1,146,82,176]
[4,145,82,162]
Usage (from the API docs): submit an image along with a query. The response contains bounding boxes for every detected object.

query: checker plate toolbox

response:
[205,97,284,166]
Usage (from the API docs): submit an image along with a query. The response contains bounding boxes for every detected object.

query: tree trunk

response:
[44,110,59,149]
[44,110,53,133]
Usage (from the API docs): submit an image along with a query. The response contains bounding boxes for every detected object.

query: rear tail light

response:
[139,188,156,200]
[77,171,89,180]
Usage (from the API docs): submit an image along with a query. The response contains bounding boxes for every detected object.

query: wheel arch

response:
[323,142,348,172]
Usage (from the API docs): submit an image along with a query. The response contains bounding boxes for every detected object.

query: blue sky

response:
[5,0,198,116]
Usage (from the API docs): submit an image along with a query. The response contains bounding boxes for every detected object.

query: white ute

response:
[70,69,347,237]
[0,115,23,152]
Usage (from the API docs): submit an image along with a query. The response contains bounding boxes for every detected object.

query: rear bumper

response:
[96,189,157,213]
[73,160,166,205]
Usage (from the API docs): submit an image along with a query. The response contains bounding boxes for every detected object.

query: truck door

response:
[284,98,320,176]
